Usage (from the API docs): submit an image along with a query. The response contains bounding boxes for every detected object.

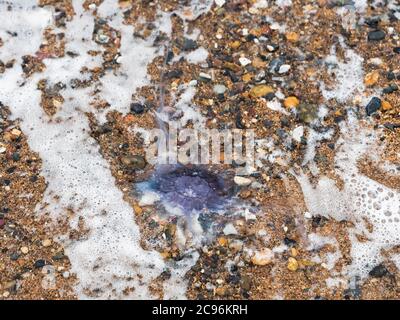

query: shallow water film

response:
[1,0,400,301]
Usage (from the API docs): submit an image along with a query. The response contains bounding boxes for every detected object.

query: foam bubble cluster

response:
[298,117,400,277]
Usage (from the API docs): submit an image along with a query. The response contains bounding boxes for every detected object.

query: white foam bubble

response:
[321,39,365,103]
[185,47,209,64]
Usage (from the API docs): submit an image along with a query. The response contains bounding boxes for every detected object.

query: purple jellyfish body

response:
[152,166,233,213]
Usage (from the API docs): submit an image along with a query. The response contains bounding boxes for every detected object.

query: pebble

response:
[304,211,312,219]
[213,84,227,95]
[239,57,251,67]
[368,30,385,41]
[229,240,243,252]
[0,146,6,154]
[215,286,227,296]
[217,237,228,246]
[42,239,52,247]
[298,103,319,123]
[291,126,304,142]
[365,97,381,116]
[369,264,389,278]
[3,280,16,290]
[182,38,198,51]
[41,274,56,290]
[287,257,299,271]
[10,252,20,261]
[3,291,10,298]
[20,246,29,254]
[199,72,212,81]
[223,223,238,235]
[278,64,291,74]
[382,84,398,94]
[133,204,143,215]
[286,31,299,42]
[251,248,274,266]
[41,265,55,275]
[387,71,395,80]
[252,57,266,68]
[120,154,146,169]
[229,41,241,49]
[95,33,110,44]
[267,44,279,52]
[215,0,226,7]
[364,71,379,86]
[34,259,47,268]
[130,102,145,114]
[249,85,274,98]
[283,96,299,108]
[381,100,392,111]
[234,176,252,186]
[242,73,253,82]
[240,275,252,291]
[63,271,70,278]
[257,229,267,237]
[269,58,284,73]
[11,128,21,137]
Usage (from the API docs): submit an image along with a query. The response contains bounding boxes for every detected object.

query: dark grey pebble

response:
[368,30,385,41]
[130,103,145,114]
[369,264,389,278]
[382,84,398,94]
[387,71,395,80]
[365,97,381,116]
[182,38,198,51]
[12,153,20,161]
[34,259,47,268]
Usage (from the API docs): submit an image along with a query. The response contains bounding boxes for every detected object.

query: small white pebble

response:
[215,0,226,7]
[291,126,304,143]
[304,211,312,219]
[239,57,251,66]
[223,223,238,235]
[234,176,252,186]
[275,90,285,100]
[278,64,291,74]
[199,72,212,80]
